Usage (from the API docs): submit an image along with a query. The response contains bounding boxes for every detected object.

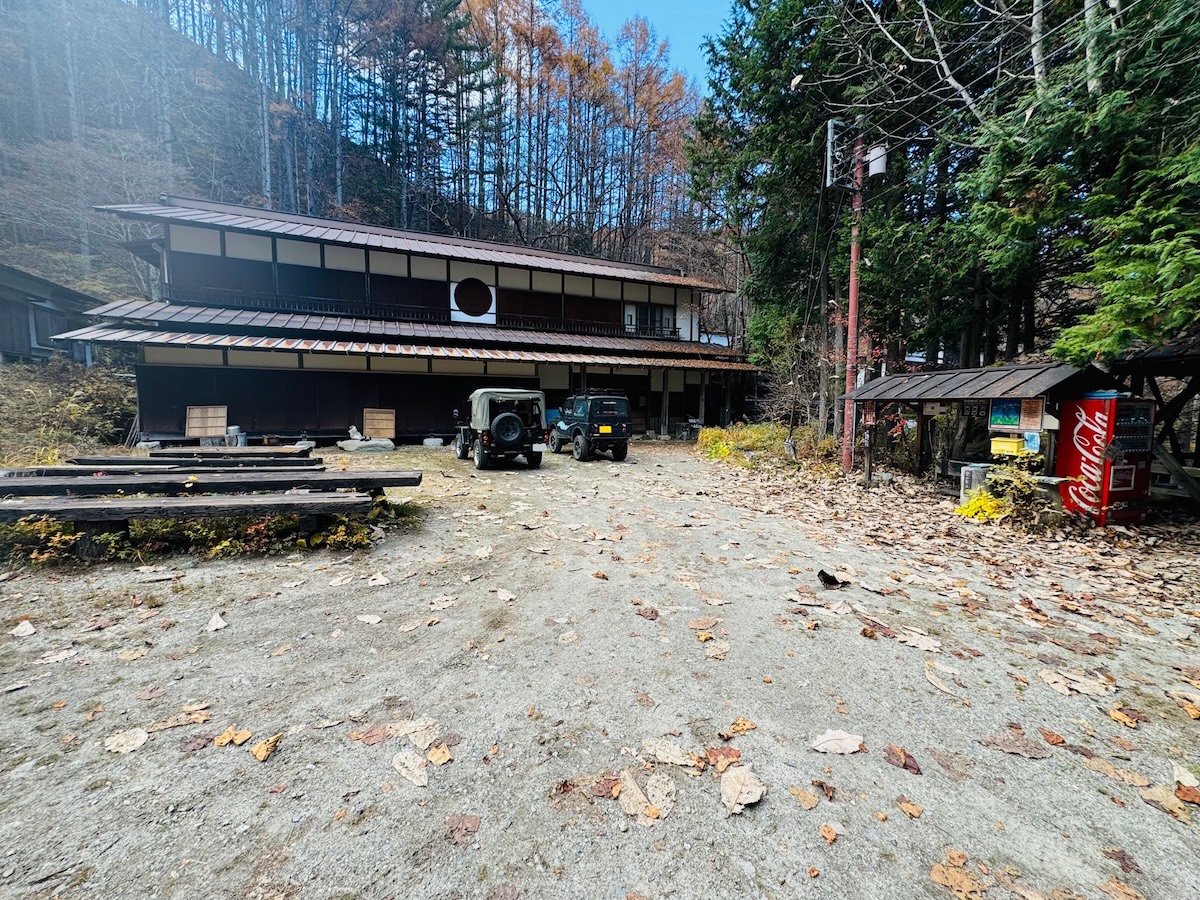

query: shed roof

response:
[845,363,1112,403]
[81,298,740,359]
[98,196,726,292]
[53,324,759,372]
[1117,324,1200,376]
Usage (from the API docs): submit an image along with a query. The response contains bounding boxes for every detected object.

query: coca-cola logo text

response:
[1066,406,1109,514]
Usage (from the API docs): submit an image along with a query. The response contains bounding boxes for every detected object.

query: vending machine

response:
[1055,393,1155,526]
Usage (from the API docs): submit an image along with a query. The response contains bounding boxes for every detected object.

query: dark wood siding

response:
[368,274,448,310]
[171,252,274,294]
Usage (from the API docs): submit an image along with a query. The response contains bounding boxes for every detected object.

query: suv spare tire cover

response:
[491,412,524,446]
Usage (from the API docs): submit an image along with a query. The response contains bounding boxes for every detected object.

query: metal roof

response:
[98,197,727,292]
[1117,324,1200,375]
[54,324,759,372]
[845,363,1109,403]
[82,299,740,359]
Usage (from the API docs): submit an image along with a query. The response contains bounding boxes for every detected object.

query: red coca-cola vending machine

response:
[1055,393,1155,526]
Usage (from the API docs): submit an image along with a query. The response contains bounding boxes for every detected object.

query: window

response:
[594,399,630,417]
[573,399,588,416]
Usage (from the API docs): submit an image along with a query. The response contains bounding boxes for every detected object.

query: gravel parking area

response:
[1,443,1198,899]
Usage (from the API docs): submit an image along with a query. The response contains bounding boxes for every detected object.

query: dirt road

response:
[2,444,1198,899]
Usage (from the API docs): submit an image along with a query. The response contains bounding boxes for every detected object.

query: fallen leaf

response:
[618,770,650,817]
[819,823,838,845]
[688,616,720,630]
[1106,707,1139,729]
[179,733,213,752]
[356,614,382,625]
[811,729,864,754]
[704,640,730,661]
[897,796,924,818]
[897,628,941,652]
[204,613,227,632]
[980,729,1052,759]
[447,813,481,846]
[1039,668,1115,697]
[1172,763,1199,788]
[391,719,440,750]
[135,687,166,701]
[117,647,150,661]
[392,749,429,787]
[496,590,517,603]
[427,743,453,766]
[428,596,456,611]
[1097,879,1145,900]
[808,867,820,879]
[721,764,766,815]
[103,728,148,754]
[9,620,35,637]
[357,725,394,746]
[1165,690,1200,719]
[719,717,757,739]
[788,787,819,810]
[1138,784,1192,823]
[270,644,293,657]
[1176,784,1200,805]
[214,726,252,747]
[645,772,676,820]
[329,574,354,587]
[1081,757,1149,786]
[706,746,741,774]
[811,779,836,801]
[398,621,420,633]
[474,545,493,559]
[250,733,282,762]
[930,850,987,900]
[146,710,212,732]
[925,658,964,699]
[884,744,922,775]
[367,572,390,587]
[591,771,621,798]
[592,571,608,580]
[1101,848,1142,875]
[1037,727,1065,746]
[695,631,714,642]
[181,702,209,713]
[635,607,659,620]
[642,737,692,767]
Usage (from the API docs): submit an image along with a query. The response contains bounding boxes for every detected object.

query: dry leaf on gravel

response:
[1138,784,1192,823]
[688,616,720,630]
[789,787,819,810]
[366,572,390,587]
[1039,668,1115,697]
[329,574,354,587]
[704,640,730,661]
[1165,690,1200,719]
[642,737,692,767]
[980,729,1052,759]
[1037,727,1065,746]
[250,733,282,762]
[427,743,453,766]
[897,796,924,818]
[1101,848,1142,875]
[136,686,166,701]
[204,613,227,632]
[447,813,480,846]
[1081,757,1149,786]
[9,620,35,637]
[495,590,516,603]
[811,729,864,754]
[925,658,966,701]
[1172,763,1199,788]
[618,770,650,818]
[592,571,608,580]
[356,615,382,625]
[884,744,922,774]
[117,647,150,661]
[397,621,420,633]
[392,749,429,787]
[1105,707,1144,729]
[146,710,211,732]
[719,717,757,739]
[1175,784,1200,805]
[356,725,394,746]
[1097,879,1145,900]
[819,823,838,845]
[474,546,493,559]
[179,733,213,752]
[214,726,252,747]
[428,596,456,611]
[104,728,148,754]
[706,746,741,774]
[695,631,714,642]
[645,772,676,820]
[720,765,766,815]
[930,849,987,900]
[897,628,941,652]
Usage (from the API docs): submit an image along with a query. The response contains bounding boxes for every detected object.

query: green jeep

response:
[453,388,548,469]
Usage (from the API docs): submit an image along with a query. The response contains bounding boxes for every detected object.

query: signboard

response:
[961,401,989,419]
[860,402,876,426]
[989,397,1044,433]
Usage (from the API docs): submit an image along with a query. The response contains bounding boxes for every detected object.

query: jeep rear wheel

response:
[548,432,563,454]
[611,442,628,462]
[572,434,590,461]
[526,451,543,469]
[453,433,470,459]
[473,438,489,469]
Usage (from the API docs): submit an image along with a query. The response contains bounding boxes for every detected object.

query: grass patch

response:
[697,422,838,468]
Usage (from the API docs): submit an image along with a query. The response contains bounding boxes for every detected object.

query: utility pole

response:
[841,127,865,474]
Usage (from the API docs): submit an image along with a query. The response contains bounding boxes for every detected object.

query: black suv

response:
[549,390,632,461]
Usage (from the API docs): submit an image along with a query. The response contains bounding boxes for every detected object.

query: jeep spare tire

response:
[491,412,524,446]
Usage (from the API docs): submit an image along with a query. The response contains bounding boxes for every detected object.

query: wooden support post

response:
[914,410,929,475]
[1153,442,1200,505]
[660,368,669,437]
[699,373,707,427]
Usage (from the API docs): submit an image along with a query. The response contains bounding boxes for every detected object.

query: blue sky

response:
[579,0,730,86]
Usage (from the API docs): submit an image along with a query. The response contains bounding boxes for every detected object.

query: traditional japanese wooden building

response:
[0,263,93,363]
[59,196,753,442]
